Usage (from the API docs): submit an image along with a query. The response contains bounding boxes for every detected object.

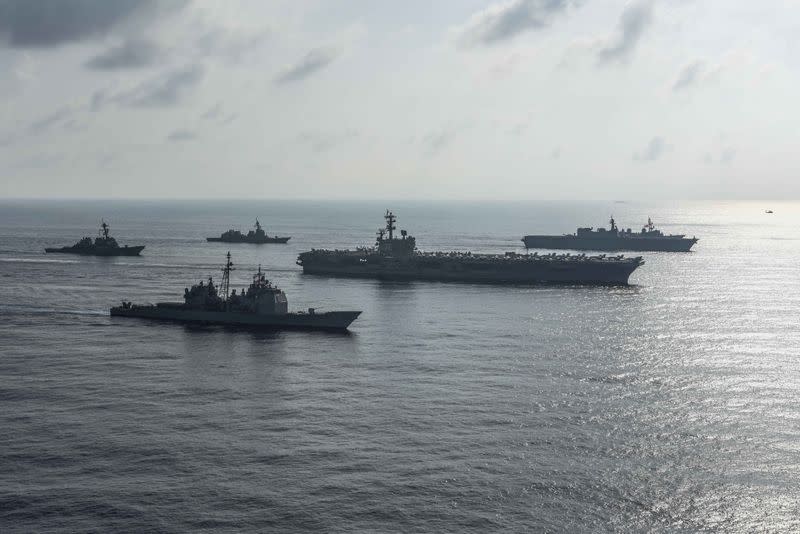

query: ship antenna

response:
[385,210,396,240]
[255,219,261,231]
[609,215,617,232]
[221,251,235,305]
[101,219,110,239]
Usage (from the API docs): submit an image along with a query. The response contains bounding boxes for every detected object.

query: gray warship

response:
[45,221,144,256]
[207,219,290,244]
[111,252,360,331]
[522,217,698,252]
[297,211,645,285]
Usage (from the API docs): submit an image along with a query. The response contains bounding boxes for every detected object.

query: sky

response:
[0,0,798,201]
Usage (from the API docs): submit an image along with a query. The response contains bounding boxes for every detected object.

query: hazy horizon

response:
[2,1,798,200]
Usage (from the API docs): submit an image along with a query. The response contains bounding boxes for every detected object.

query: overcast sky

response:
[0,0,798,200]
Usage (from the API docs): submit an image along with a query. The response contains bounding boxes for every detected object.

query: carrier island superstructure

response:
[297,211,644,285]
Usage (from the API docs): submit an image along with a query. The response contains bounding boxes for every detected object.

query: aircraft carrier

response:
[297,211,644,285]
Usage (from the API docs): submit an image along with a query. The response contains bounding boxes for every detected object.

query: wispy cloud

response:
[167,129,197,142]
[721,147,736,164]
[633,136,666,161]
[422,131,454,156]
[274,47,338,84]
[85,38,161,70]
[672,60,706,91]
[598,0,652,64]
[96,64,205,108]
[27,107,74,135]
[200,102,237,125]
[193,27,269,63]
[455,0,572,47]
[201,102,222,120]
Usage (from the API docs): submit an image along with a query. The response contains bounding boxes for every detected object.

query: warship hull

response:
[110,305,360,331]
[522,235,696,252]
[45,245,145,256]
[298,255,642,285]
[206,237,290,244]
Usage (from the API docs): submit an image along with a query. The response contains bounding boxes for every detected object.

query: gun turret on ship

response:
[522,216,698,252]
[297,211,644,285]
[45,220,144,256]
[207,219,290,244]
[111,252,360,330]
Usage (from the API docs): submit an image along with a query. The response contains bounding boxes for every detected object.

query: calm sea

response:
[1,199,798,532]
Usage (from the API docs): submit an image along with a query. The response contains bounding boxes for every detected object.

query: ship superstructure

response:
[522,216,698,252]
[297,211,644,285]
[111,252,360,330]
[45,220,144,256]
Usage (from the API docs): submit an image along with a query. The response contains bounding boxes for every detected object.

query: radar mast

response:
[385,210,396,240]
[220,251,235,306]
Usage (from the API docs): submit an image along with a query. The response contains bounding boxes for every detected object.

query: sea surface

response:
[0,199,798,532]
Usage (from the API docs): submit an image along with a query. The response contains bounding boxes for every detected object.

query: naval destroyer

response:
[45,221,144,256]
[522,217,698,252]
[207,219,290,244]
[297,211,644,285]
[111,252,360,331]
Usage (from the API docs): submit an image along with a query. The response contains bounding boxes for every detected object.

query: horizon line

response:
[0,196,792,204]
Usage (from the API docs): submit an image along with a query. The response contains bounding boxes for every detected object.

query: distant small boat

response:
[765,210,774,214]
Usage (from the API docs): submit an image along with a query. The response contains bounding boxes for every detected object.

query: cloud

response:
[193,27,268,63]
[633,136,666,161]
[672,60,705,91]
[27,107,73,135]
[110,63,204,107]
[201,102,222,120]
[85,38,161,70]
[598,0,652,64]
[274,47,338,84]
[90,89,109,112]
[721,147,736,164]
[0,106,79,147]
[0,0,184,48]
[167,129,196,142]
[422,131,454,156]
[455,0,571,46]
[200,102,237,126]
[671,51,755,92]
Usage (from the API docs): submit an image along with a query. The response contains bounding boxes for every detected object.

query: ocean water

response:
[0,199,798,532]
